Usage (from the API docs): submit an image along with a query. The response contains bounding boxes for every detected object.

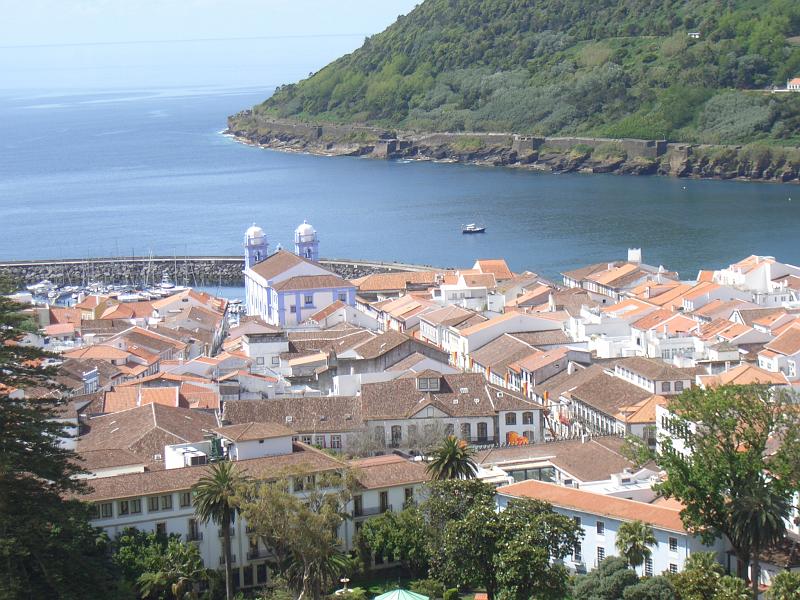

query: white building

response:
[243,223,356,327]
[81,430,428,593]
[497,479,728,575]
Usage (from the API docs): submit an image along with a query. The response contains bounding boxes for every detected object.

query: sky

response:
[0,0,420,90]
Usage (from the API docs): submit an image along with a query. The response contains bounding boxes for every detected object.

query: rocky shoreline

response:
[226,113,800,184]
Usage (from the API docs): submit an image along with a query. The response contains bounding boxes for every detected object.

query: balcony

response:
[247,548,266,560]
[186,531,203,542]
[219,554,237,565]
[462,436,496,446]
[218,527,235,538]
[354,504,392,518]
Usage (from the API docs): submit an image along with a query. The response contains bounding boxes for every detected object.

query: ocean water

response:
[0,86,798,280]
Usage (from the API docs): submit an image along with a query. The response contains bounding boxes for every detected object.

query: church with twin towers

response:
[242,221,356,327]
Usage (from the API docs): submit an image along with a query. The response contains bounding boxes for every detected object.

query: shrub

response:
[410,578,446,599]
[443,588,459,600]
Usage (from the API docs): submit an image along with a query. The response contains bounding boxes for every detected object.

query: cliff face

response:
[226,114,800,183]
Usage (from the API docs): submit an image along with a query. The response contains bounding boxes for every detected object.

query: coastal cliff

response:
[226,114,800,183]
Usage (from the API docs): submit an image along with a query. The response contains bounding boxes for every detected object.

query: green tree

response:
[667,552,725,600]
[656,385,800,600]
[239,469,356,600]
[137,537,208,599]
[622,576,677,600]
[432,490,582,600]
[714,576,751,600]
[357,505,430,575]
[112,528,209,599]
[426,435,477,480]
[767,571,800,600]
[573,557,640,600]
[192,461,248,600]
[0,291,118,599]
[616,520,658,570]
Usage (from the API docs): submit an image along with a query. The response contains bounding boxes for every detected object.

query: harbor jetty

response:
[0,256,439,287]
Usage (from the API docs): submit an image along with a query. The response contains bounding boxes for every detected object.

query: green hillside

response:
[256,0,800,144]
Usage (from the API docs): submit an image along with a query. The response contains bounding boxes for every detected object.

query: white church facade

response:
[243,221,356,327]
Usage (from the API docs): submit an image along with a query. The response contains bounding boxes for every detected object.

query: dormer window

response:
[417,376,440,392]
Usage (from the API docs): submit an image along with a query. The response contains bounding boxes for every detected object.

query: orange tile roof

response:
[730,255,774,273]
[698,363,790,387]
[103,387,139,413]
[64,345,130,361]
[140,387,181,408]
[457,311,523,336]
[682,281,719,300]
[601,298,656,320]
[474,259,513,280]
[498,479,687,533]
[508,347,570,374]
[616,394,667,424]
[697,270,715,283]
[765,325,800,356]
[587,263,639,286]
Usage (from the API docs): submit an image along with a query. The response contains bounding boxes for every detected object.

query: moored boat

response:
[462,223,486,234]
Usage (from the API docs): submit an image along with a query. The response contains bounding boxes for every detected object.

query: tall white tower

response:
[244,223,268,269]
[294,220,319,261]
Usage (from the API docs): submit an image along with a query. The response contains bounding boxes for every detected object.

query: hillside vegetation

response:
[255,0,800,145]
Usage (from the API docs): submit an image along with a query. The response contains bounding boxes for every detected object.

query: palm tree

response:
[615,520,657,571]
[426,435,478,480]
[137,538,208,599]
[729,481,789,600]
[192,461,248,600]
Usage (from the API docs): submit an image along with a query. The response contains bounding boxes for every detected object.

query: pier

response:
[0,256,439,287]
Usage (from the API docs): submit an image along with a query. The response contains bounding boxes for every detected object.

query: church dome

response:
[245,223,265,241]
[295,220,315,237]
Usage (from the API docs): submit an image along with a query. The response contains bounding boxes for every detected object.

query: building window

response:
[271,356,280,366]
[380,491,390,512]
[522,411,534,424]
[293,477,304,492]
[290,305,296,314]
[256,563,268,585]
[118,500,129,516]
[391,425,402,447]
[131,499,142,514]
[675,381,684,392]
[148,496,160,512]
[100,503,113,518]
[304,295,313,306]
[477,422,488,441]
[661,381,671,393]
[597,547,605,564]
[445,423,454,436]
[160,495,173,510]
[180,492,192,508]
[505,413,517,426]
[156,522,167,536]
[301,435,313,445]
[645,557,653,576]
[596,521,605,536]
[330,435,342,449]
[405,487,414,504]
[669,537,678,552]
[338,293,347,302]
[461,423,471,439]
[574,516,581,527]
[314,435,325,447]
[417,376,441,391]
[243,565,254,587]
[256,357,264,365]
[669,563,678,574]
[353,495,363,517]
[573,542,582,562]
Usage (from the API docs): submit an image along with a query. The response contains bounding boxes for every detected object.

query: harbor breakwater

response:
[226,113,800,183]
[0,256,437,288]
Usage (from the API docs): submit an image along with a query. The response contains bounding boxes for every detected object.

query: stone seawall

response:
[0,256,438,287]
